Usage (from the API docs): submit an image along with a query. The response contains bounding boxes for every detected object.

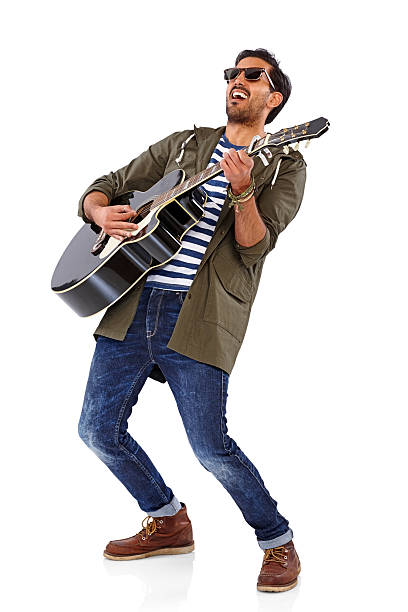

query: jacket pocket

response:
[203,251,253,342]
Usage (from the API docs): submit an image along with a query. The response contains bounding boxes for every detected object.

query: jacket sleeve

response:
[77,129,193,223]
[233,154,307,268]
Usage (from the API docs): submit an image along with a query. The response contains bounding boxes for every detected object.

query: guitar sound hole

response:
[133,203,153,223]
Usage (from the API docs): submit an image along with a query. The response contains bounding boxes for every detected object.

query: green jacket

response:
[78,125,307,384]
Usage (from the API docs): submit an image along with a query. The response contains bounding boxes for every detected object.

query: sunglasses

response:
[223,67,275,90]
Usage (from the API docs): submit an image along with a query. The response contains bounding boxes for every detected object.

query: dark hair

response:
[235,48,292,124]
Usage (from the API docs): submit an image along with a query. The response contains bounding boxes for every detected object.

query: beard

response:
[226,91,270,127]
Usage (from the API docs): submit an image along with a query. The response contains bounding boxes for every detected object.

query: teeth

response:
[232,90,247,99]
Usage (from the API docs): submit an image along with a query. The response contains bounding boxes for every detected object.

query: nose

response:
[230,75,248,94]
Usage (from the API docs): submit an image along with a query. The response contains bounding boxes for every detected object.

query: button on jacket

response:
[77,125,307,384]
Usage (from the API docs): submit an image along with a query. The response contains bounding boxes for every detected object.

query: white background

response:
[2,1,406,610]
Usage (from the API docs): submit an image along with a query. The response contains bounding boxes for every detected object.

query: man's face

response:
[225,57,275,127]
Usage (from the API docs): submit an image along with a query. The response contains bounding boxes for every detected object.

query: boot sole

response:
[257,562,301,592]
[103,542,195,561]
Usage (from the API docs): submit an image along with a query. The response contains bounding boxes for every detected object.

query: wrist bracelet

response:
[227,176,255,211]
[228,190,255,211]
[227,175,255,201]
[234,191,255,211]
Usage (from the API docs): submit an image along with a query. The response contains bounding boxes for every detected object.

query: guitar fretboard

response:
[151,135,268,210]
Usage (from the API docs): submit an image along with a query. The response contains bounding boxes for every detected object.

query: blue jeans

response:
[78,285,293,550]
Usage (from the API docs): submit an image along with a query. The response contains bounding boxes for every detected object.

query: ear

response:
[268,91,283,109]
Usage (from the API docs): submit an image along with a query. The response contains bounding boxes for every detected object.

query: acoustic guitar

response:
[51,117,329,317]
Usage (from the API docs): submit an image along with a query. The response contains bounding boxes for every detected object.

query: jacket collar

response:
[193,124,225,144]
[193,125,225,174]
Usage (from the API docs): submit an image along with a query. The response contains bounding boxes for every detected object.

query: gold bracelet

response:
[227,176,255,201]
[233,191,255,212]
[227,176,255,211]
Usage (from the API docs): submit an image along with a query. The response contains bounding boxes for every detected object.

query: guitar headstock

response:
[249,117,330,155]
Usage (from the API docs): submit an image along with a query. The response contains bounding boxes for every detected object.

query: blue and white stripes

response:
[144,133,245,291]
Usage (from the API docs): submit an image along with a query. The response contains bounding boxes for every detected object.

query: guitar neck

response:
[152,142,258,209]
[152,117,329,208]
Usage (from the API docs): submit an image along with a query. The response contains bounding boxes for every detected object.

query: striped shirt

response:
[144,133,245,291]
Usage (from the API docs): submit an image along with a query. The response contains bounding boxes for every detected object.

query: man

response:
[77,48,306,592]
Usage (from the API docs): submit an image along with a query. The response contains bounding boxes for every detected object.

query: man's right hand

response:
[83,191,139,241]
[92,204,139,241]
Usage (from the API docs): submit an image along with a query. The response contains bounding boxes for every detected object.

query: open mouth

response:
[231,89,249,101]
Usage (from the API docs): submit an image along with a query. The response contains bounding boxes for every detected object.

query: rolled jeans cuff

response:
[257,527,294,550]
[148,495,182,517]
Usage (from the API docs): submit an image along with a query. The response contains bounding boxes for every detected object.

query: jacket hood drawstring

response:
[175,133,196,166]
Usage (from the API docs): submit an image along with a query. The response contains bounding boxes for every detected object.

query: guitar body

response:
[51,170,207,317]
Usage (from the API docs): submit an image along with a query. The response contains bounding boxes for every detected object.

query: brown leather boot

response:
[257,540,301,592]
[103,502,194,560]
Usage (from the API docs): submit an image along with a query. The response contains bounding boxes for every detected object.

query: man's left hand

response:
[220,149,254,195]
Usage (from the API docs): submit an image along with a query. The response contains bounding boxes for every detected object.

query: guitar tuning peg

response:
[305,139,311,148]
[283,145,290,154]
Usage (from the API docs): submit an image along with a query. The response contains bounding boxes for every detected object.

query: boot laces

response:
[263,545,289,566]
[137,515,163,540]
